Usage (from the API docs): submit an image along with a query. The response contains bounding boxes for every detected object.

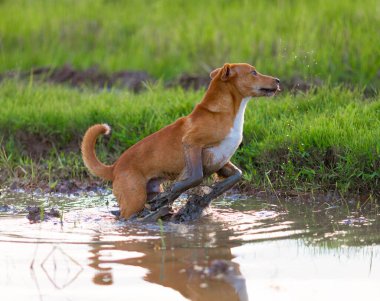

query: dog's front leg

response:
[143,144,203,216]
[171,144,204,193]
[183,161,243,204]
[170,162,242,222]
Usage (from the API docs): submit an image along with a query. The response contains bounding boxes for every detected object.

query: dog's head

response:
[210,63,280,98]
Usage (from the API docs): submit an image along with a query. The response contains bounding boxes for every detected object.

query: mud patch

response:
[167,74,211,90]
[0,65,322,93]
[6,178,108,196]
[1,65,154,92]
[26,206,61,223]
[10,131,79,159]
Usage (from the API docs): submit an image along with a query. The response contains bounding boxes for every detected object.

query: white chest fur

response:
[205,97,250,170]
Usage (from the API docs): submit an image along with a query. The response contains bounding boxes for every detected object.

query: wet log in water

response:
[110,184,223,223]
[139,185,214,223]
[129,174,241,223]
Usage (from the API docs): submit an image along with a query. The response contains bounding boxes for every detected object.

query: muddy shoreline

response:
[0,181,377,225]
[1,177,377,206]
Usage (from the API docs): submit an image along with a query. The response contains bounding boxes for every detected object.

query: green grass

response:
[0,0,379,88]
[0,0,379,196]
[0,80,379,195]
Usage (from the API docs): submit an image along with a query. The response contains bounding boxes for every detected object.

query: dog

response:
[81,63,280,219]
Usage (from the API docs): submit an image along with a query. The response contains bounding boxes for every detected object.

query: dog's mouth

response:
[259,85,281,96]
[259,88,277,93]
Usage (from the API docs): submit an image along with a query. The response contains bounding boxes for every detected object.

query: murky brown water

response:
[0,189,379,300]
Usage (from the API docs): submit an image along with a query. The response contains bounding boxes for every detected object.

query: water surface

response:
[0,189,379,300]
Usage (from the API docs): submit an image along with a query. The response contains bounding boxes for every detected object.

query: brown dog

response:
[81,63,280,219]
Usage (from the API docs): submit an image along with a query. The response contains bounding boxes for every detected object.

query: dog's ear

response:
[209,68,221,79]
[210,64,235,80]
[220,63,234,81]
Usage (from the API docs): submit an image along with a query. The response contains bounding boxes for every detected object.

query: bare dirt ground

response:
[0,65,321,92]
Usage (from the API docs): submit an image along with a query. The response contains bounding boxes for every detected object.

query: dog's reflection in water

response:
[88,233,248,301]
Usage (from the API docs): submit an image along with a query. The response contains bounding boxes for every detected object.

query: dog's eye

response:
[251,70,257,76]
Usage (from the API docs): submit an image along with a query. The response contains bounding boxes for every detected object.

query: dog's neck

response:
[198,81,249,115]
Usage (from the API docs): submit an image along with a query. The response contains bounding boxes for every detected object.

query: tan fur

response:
[81,63,280,219]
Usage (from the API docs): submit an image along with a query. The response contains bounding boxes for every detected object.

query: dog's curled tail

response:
[81,124,114,181]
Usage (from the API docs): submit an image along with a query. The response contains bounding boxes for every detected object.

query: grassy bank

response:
[0,0,379,88]
[0,81,379,196]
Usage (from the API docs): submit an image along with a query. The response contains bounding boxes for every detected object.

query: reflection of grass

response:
[60,204,64,225]
[274,197,380,248]
[0,81,379,195]
[0,0,379,88]
[303,226,380,249]
[39,205,45,222]
[157,218,166,250]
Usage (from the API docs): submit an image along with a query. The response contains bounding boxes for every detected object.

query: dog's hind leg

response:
[112,172,147,220]
[146,178,164,201]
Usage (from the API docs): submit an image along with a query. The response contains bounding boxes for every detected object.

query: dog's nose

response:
[275,78,280,84]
